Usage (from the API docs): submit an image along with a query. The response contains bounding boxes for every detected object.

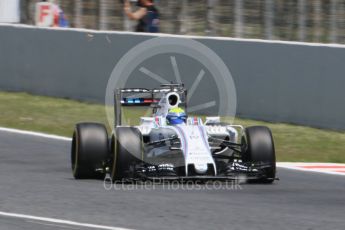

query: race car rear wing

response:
[114,84,187,126]
[121,97,159,106]
[118,88,155,106]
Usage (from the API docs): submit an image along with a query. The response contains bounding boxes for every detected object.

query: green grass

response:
[0,92,107,137]
[0,91,344,163]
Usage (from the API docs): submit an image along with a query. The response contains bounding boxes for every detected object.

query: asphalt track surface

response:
[1,130,345,230]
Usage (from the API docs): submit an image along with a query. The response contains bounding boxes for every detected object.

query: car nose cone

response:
[194,163,208,174]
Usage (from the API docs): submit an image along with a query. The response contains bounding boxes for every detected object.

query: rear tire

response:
[110,127,143,181]
[242,126,276,183]
[71,123,109,179]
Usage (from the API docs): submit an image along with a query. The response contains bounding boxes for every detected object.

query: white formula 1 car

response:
[71,84,277,183]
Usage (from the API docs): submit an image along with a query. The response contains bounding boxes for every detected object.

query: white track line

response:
[277,162,345,176]
[26,220,82,230]
[0,127,71,141]
[0,211,134,230]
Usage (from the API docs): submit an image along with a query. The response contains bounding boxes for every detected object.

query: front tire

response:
[110,127,143,181]
[71,123,109,179]
[242,126,276,183]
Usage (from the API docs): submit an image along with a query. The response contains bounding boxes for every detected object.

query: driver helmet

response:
[166,107,186,125]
